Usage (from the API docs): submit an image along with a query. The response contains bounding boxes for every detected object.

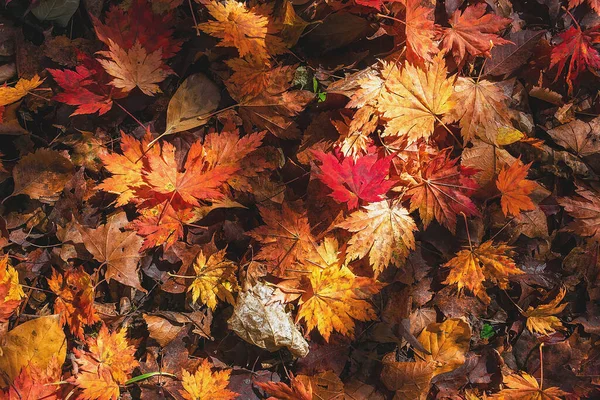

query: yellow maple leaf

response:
[524,288,567,336]
[492,372,567,399]
[188,249,239,310]
[180,358,238,400]
[73,324,139,400]
[415,318,471,376]
[297,237,382,341]
[200,0,269,61]
[0,254,25,322]
[0,75,44,106]
[97,39,170,96]
[443,240,524,303]
[336,200,417,277]
[377,53,455,142]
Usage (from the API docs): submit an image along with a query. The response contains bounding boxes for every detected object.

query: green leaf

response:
[480,323,495,339]
[125,371,178,385]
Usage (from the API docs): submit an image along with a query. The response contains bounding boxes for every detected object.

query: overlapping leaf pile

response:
[2,0,600,398]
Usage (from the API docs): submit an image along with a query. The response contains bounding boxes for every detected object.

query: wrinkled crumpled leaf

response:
[228,282,309,357]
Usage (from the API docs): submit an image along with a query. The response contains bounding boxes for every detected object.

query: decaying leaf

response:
[228,281,309,357]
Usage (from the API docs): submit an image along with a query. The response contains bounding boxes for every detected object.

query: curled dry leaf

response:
[228,281,309,357]
[524,287,567,336]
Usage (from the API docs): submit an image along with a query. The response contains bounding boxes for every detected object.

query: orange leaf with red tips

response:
[496,161,536,217]
[0,254,25,323]
[404,0,439,63]
[4,356,62,400]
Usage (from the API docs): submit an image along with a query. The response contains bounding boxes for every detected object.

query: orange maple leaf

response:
[0,254,25,322]
[72,324,139,400]
[404,0,439,63]
[4,356,62,400]
[97,39,171,96]
[144,140,237,207]
[439,3,512,66]
[443,241,524,303]
[297,237,382,341]
[247,202,316,276]
[180,359,238,400]
[47,267,100,340]
[492,372,567,399]
[199,0,270,61]
[255,373,313,400]
[496,161,536,217]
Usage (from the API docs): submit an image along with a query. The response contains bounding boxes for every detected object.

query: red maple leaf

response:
[92,0,182,60]
[406,150,479,233]
[48,54,126,116]
[312,150,395,210]
[550,24,600,92]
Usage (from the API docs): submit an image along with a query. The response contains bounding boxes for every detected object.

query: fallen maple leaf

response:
[312,150,395,210]
[380,356,435,400]
[337,200,416,276]
[524,287,567,336]
[414,318,471,376]
[443,240,524,303]
[3,356,62,400]
[247,202,315,276]
[0,75,44,107]
[404,0,439,63]
[47,267,100,340]
[439,3,512,66]
[406,150,479,233]
[550,23,600,93]
[492,372,567,399]
[559,187,600,241]
[77,212,146,292]
[97,39,171,96]
[448,77,516,143]
[255,373,312,400]
[0,254,25,322]
[180,358,238,400]
[144,140,236,207]
[72,324,139,400]
[297,237,382,341]
[496,161,537,217]
[200,0,270,61]
[97,130,152,207]
[188,249,239,310]
[92,0,182,60]
[48,63,116,116]
[377,53,455,142]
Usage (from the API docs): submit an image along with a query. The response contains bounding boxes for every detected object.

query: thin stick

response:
[188,0,201,36]
[115,101,146,130]
[539,343,545,390]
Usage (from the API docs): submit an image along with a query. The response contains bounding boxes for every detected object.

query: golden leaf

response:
[524,288,567,336]
[414,318,471,376]
[297,237,382,341]
[180,359,238,400]
[443,240,524,303]
[0,75,44,106]
[492,372,567,399]
[188,249,239,310]
[336,200,417,277]
[377,53,455,142]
